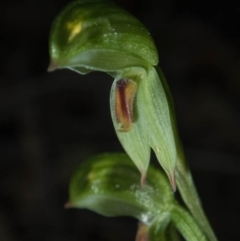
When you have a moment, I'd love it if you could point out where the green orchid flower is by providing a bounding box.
[66,153,208,241]
[48,0,177,190]
[48,1,219,241]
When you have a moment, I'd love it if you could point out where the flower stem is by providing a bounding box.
[171,203,208,241]
[175,150,217,241]
[156,66,218,241]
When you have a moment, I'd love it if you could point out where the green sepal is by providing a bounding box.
[113,67,177,190]
[136,67,177,190]
[49,0,158,72]
[68,153,174,224]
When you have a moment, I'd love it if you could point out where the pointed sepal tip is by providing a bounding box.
[140,172,147,187]
[47,61,58,72]
[167,171,177,192]
[64,201,72,209]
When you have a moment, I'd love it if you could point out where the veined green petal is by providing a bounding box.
[49,0,158,72]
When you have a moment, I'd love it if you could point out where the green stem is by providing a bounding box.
[156,66,217,241]
[166,224,181,241]
[148,213,171,241]
[171,204,208,241]
[175,151,217,241]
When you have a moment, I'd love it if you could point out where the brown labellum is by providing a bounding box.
[115,79,137,132]
[135,222,149,241]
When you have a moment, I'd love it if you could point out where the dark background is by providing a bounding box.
[1,0,240,240]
